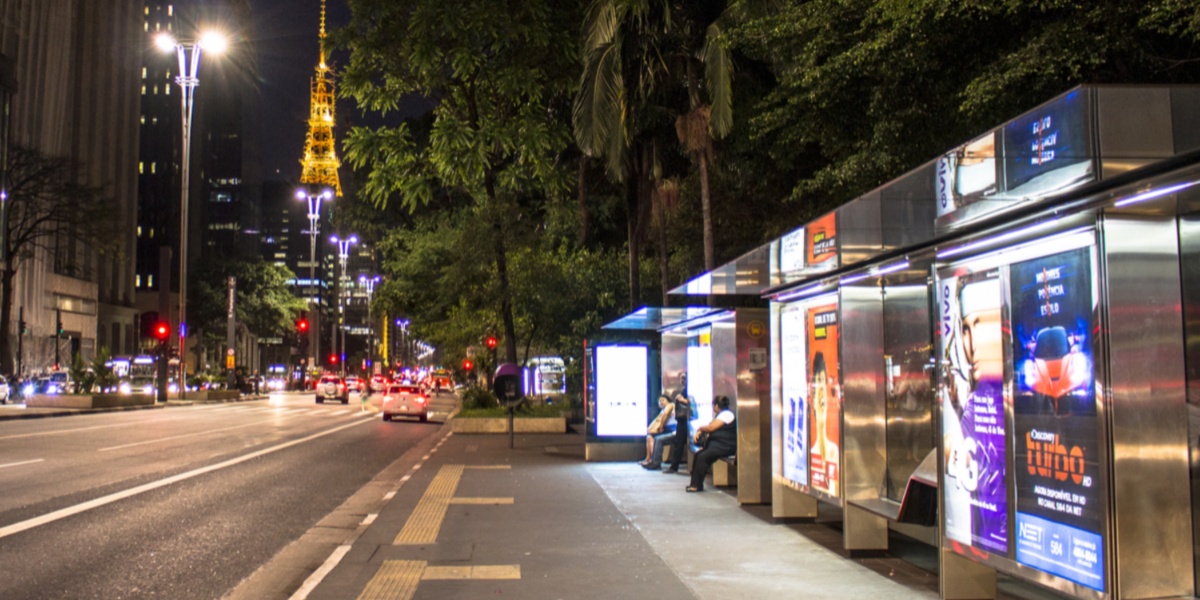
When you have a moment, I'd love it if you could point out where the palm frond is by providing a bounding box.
[582,0,621,52]
[704,22,733,139]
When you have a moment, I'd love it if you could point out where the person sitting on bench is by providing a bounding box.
[687,395,736,492]
[641,394,676,469]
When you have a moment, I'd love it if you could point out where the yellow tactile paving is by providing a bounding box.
[465,465,512,470]
[394,464,464,545]
[447,497,514,505]
[358,560,426,600]
[422,565,521,580]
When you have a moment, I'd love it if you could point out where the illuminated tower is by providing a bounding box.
[298,0,342,196]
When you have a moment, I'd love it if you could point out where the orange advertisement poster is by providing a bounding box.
[807,301,841,497]
[807,212,837,266]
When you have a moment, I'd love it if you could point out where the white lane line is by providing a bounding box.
[289,544,352,600]
[383,491,396,501]
[0,418,371,540]
[0,459,44,470]
[98,413,305,452]
[361,513,378,526]
[0,410,225,441]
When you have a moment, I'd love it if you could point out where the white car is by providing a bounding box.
[0,376,9,403]
[381,385,428,422]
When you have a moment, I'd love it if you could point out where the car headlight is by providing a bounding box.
[22,384,33,396]
[119,382,132,395]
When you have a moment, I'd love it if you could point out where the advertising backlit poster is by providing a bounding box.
[779,303,808,486]
[687,327,714,429]
[936,133,998,218]
[778,227,806,275]
[1002,90,1093,199]
[940,270,1008,554]
[595,346,648,437]
[1010,247,1105,591]
[807,213,837,269]
[807,301,841,497]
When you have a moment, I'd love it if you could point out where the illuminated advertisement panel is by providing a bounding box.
[807,213,838,269]
[1001,90,1093,199]
[687,327,714,428]
[939,269,1008,554]
[778,227,806,274]
[1010,248,1105,591]
[807,301,841,497]
[779,303,808,486]
[936,133,998,218]
[595,346,649,437]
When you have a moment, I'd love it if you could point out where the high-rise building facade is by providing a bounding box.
[0,0,142,373]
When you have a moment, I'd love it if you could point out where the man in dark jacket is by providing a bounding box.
[663,372,690,473]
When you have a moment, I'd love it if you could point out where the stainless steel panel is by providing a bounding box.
[711,319,738,405]
[1177,210,1200,591]
[841,284,886,503]
[882,280,935,502]
[881,163,937,249]
[1171,88,1200,154]
[837,194,882,267]
[736,309,771,504]
[1097,87,1174,180]
[1103,214,1193,599]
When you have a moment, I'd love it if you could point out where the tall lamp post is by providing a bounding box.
[359,274,380,373]
[330,233,357,376]
[156,30,226,398]
[395,318,409,369]
[297,188,333,368]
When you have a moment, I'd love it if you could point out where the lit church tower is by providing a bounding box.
[299,0,342,196]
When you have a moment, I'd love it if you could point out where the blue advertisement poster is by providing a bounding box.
[1010,247,1105,591]
[779,304,808,486]
[1002,90,1093,198]
[940,270,1008,555]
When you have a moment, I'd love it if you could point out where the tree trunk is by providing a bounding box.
[484,170,518,365]
[700,150,713,273]
[656,190,670,307]
[577,156,590,247]
[626,170,640,311]
[0,266,14,375]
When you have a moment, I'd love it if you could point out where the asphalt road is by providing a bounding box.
[0,390,457,600]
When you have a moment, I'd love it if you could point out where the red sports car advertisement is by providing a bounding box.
[807,302,841,497]
[1010,246,1105,591]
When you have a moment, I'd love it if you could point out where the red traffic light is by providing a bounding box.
[296,317,309,333]
[485,336,497,350]
[329,353,338,365]
[462,359,474,371]
[153,322,170,341]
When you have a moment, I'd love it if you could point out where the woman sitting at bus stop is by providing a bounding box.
[687,395,737,492]
[640,394,676,469]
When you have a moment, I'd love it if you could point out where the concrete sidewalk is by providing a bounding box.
[299,429,955,600]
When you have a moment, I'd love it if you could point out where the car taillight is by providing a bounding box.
[416,396,426,405]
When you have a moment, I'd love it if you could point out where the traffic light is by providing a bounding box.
[153,322,171,342]
[55,309,63,336]
[296,314,310,334]
[485,335,497,350]
[462,359,474,371]
[328,353,338,365]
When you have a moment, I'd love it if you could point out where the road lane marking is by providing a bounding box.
[290,544,352,600]
[98,413,305,451]
[0,417,372,540]
[0,458,44,470]
[448,497,513,505]
[361,513,378,526]
[383,491,396,500]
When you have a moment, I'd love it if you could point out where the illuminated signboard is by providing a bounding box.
[686,327,714,427]
[1001,90,1093,200]
[1010,247,1104,591]
[807,213,838,269]
[778,227,806,274]
[595,345,649,437]
[936,133,998,218]
[779,303,808,486]
[807,301,841,497]
[939,268,1008,554]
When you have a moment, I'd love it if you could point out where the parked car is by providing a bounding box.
[381,384,428,422]
[316,374,349,404]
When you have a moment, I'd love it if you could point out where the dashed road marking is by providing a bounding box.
[0,458,44,469]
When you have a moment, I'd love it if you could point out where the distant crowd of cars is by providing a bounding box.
[308,372,455,423]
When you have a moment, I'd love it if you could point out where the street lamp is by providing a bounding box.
[359,274,380,372]
[156,30,226,398]
[330,233,357,376]
[395,318,409,369]
[297,188,333,367]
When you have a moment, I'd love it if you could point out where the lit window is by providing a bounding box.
[148,274,154,287]
[168,5,173,16]
[141,67,146,79]
[141,85,146,95]
[149,228,154,239]
[136,274,141,287]
[274,253,287,259]
[143,22,148,32]
[137,226,142,237]
[144,6,149,14]
[153,85,158,95]
[165,85,170,96]
[139,162,144,174]
[140,115,145,125]
[151,162,156,174]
